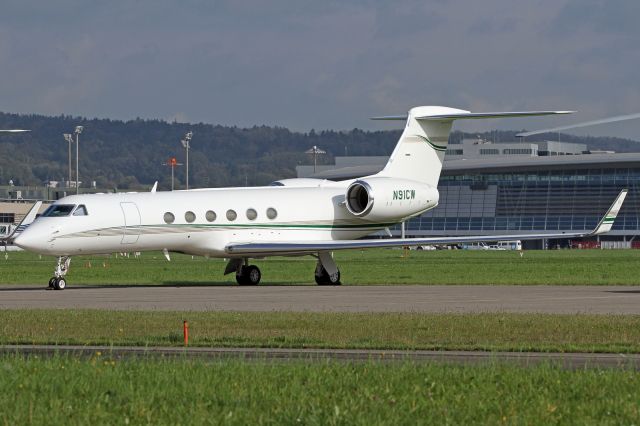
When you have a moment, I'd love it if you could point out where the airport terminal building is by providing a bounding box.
[299,139,640,248]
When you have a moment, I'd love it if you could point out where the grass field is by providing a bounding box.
[1,356,639,424]
[3,310,640,353]
[2,248,640,285]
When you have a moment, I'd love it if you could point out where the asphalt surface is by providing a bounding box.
[1,344,638,369]
[1,284,640,313]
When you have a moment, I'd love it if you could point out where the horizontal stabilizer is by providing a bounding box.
[372,110,573,122]
[417,111,573,120]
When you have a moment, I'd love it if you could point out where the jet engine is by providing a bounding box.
[344,177,439,221]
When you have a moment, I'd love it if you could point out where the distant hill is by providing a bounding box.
[0,112,638,189]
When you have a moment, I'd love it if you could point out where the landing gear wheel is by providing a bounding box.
[236,265,261,286]
[48,277,57,289]
[315,266,341,286]
[53,277,66,290]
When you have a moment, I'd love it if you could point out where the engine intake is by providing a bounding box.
[346,181,373,216]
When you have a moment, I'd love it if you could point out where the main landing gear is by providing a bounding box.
[49,256,71,290]
[314,251,341,285]
[224,251,341,286]
[225,258,262,285]
[236,264,262,286]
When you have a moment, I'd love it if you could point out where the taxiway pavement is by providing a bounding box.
[1,344,639,368]
[1,284,639,313]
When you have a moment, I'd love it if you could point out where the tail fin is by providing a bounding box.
[373,106,572,186]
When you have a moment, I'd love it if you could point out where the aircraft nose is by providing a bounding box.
[14,229,45,252]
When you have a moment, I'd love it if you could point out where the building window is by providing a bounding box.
[266,207,277,220]
[163,212,175,224]
[205,210,217,222]
[0,213,15,223]
[503,148,533,155]
[226,209,237,221]
[185,211,196,223]
[479,149,499,155]
[446,149,463,155]
[246,208,257,220]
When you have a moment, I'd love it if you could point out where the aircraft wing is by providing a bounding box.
[226,190,627,255]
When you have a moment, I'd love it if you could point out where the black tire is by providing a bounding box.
[235,273,248,285]
[53,278,66,290]
[48,277,57,288]
[315,266,341,286]
[236,265,261,285]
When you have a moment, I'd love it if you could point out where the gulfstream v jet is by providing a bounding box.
[15,106,627,289]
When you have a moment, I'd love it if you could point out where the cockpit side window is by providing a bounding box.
[73,205,88,216]
[43,204,76,217]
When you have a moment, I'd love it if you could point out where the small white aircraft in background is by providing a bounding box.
[15,106,627,289]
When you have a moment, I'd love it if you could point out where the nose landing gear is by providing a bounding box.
[49,256,71,290]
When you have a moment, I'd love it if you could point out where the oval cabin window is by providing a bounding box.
[185,211,196,223]
[226,209,237,221]
[266,207,277,220]
[164,212,175,224]
[206,210,217,222]
[246,208,257,220]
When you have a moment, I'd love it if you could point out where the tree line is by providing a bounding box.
[0,111,637,190]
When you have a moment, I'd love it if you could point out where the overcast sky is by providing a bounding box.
[1,0,639,138]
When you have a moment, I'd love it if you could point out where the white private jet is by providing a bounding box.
[15,106,627,290]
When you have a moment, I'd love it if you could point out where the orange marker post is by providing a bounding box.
[183,320,189,346]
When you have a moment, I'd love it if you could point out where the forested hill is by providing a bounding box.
[0,111,638,190]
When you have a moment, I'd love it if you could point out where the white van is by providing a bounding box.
[496,240,522,251]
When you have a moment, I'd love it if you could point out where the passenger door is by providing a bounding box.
[120,202,141,244]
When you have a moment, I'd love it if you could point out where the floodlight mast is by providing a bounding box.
[63,133,74,188]
[74,126,83,194]
[305,145,326,173]
[181,131,193,190]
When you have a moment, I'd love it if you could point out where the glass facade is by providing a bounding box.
[408,167,640,235]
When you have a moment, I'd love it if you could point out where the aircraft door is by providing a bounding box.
[120,202,141,244]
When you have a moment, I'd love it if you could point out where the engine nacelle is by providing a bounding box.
[345,177,439,221]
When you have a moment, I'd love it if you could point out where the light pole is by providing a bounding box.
[63,133,74,188]
[162,157,183,191]
[74,126,83,194]
[305,145,326,174]
[180,131,193,190]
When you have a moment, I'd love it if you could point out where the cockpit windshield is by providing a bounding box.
[42,204,76,217]
[73,205,88,216]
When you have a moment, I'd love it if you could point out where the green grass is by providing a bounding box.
[3,248,640,285]
[1,356,639,424]
[3,310,640,353]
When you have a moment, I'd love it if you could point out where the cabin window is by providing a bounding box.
[163,212,175,224]
[185,211,196,223]
[226,209,237,221]
[43,204,75,217]
[73,205,88,216]
[266,207,277,220]
[205,210,217,222]
[246,208,257,220]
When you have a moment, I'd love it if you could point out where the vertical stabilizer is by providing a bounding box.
[372,106,572,187]
[375,106,466,186]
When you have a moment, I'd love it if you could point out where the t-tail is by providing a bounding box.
[372,106,573,187]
